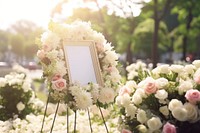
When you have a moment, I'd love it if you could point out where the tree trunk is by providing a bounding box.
[182,7,193,61]
[152,0,159,68]
[126,43,133,65]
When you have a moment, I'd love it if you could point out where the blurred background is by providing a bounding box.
[0,0,200,74]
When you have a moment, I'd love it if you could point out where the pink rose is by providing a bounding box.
[194,76,200,84]
[144,78,157,94]
[119,86,131,96]
[163,122,176,133]
[52,74,62,81]
[37,50,45,59]
[51,78,66,91]
[121,129,132,133]
[185,89,200,104]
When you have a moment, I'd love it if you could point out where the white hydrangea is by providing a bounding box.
[192,60,200,68]
[41,31,60,50]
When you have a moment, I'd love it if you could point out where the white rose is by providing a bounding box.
[125,80,137,89]
[22,80,32,92]
[172,106,188,121]
[168,99,183,111]
[147,117,162,131]
[137,124,148,133]
[137,109,147,123]
[16,102,25,111]
[184,64,195,75]
[125,104,137,119]
[192,60,200,68]
[115,96,122,106]
[121,93,131,107]
[170,65,184,73]
[184,102,198,122]
[127,71,138,80]
[159,105,169,116]
[156,78,168,89]
[132,94,143,105]
[126,64,136,72]
[135,88,147,98]
[158,64,170,74]
[155,89,168,100]
[178,80,193,95]
[0,78,7,87]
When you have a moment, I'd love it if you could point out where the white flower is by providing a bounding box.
[52,61,67,76]
[134,88,147,98]
[0,78,7,87]
[192,60,200,68]
[16,102,25,111]
[90,84,100,102]
[156,78,168,89]
[121,93,131,107]
[137,124,148,133]
[184,64,195,75]
[159,105,169,116]
[155,89,168,100]
[41,31,60,51]
[172,106,188,121]
[170,64,184,73]
[132,94,143,105]
[22,79,32,92]
[168,99,183,111]
[125,81,137,89]
[137,109,147,124]
[184,102,198,122]
[103,50,118,64]
[98,88,116,104]
[69,85,82,96]
[75,91,93,110]
[158,64,170,74]
[178,80,193,95]
[127,71,138,80]
[147,117,162,131]
[110,72,121,83]
[125,104,137,119]
[46,49,59,60]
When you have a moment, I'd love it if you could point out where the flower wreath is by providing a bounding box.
[37,21,121,110]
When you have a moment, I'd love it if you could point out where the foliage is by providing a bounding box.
[0,72,43,121]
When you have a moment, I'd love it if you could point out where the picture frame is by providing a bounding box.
[62,41,104,86]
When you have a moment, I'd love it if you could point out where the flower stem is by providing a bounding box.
[98,106,109,133]
[40,91,50,133]
[74,110,77,133]
[50,101,60,133]
[87,108,93,133]
[67,106,69,133]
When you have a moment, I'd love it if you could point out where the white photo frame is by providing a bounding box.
[63,41,104,86]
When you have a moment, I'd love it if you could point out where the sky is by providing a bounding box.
[0,0,151,30]
[0,0,60,30]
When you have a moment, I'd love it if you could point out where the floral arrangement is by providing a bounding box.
[37,20,121,110]
[117,60,200,133]
[0,110,119,133]
[0,72,43,121]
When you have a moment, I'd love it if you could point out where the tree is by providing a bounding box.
[172,0,200,61]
